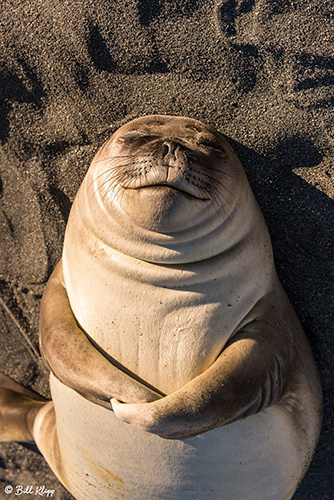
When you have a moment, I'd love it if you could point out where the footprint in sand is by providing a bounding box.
[215,0,334,107]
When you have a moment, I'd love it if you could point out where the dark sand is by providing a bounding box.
[0,1,333,498]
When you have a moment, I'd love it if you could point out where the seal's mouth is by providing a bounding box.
[124,183,210,201]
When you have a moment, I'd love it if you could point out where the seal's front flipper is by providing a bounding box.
[111,324,290,439]
[40,260,162,407]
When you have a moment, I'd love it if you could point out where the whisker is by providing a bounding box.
[186,160,235,210]
[188,159,236,200]
[93,165,144,200]
[89,159,138,190]
[91,167,118,185]
[94,154,136,164]
[92,173,116,196]
[201,170,234,197]
[187,152,238,179]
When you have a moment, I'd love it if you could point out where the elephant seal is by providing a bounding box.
[0,115,322,500]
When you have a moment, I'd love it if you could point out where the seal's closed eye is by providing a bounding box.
[119,131,162,146]
[120,131,147,139]
[197,138,225,153]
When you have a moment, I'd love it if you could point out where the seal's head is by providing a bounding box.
[91,115,243,232]
[78,115,258,263]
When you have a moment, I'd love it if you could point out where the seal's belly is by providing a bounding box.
[51,374,302,500]
[63,242,248,394]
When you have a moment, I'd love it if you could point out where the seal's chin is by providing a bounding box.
[119,183,210,232]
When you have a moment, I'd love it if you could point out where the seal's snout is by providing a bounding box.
[92,116,240,206]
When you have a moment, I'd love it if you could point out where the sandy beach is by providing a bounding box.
[0,1,333,498]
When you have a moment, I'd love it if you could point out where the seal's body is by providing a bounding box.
[38,115,321,500]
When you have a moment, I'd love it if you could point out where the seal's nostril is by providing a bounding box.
[162,141,177,160]
[162,145,169,158]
